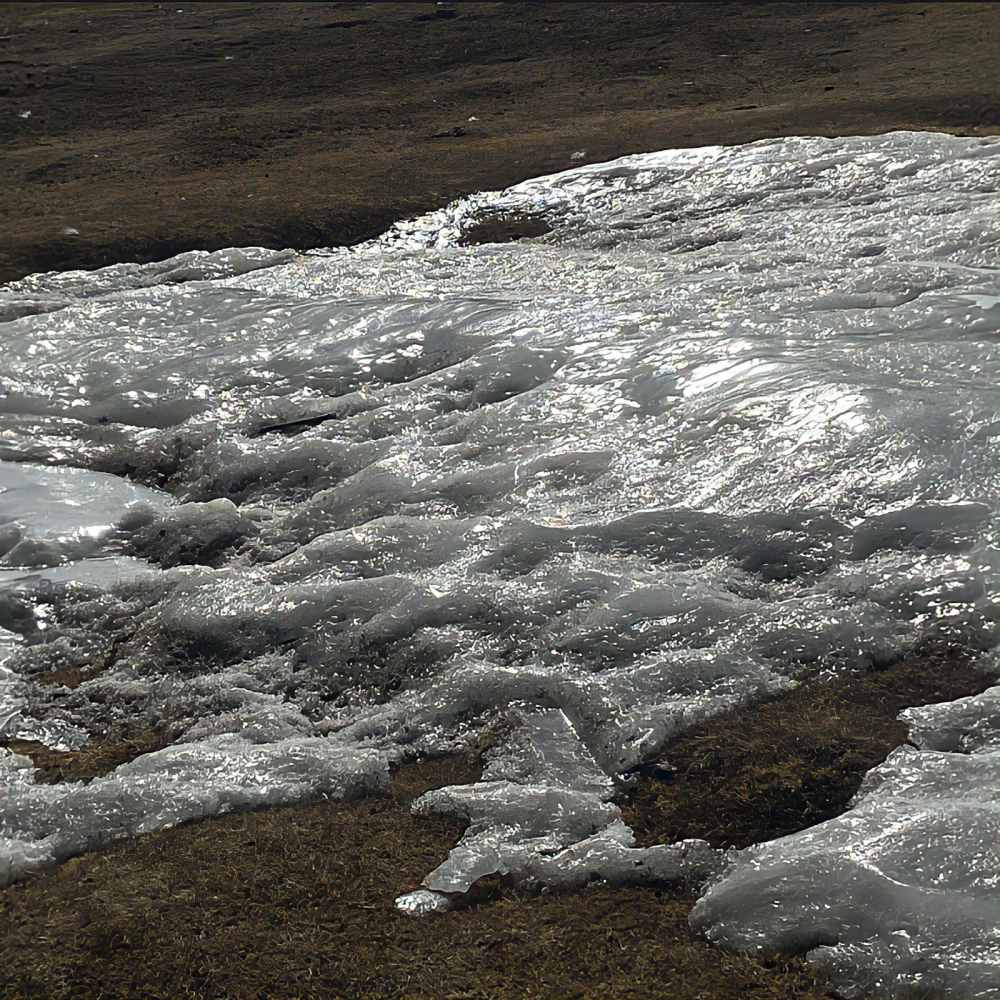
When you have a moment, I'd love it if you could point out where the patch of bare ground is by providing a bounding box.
[0,632,993,999]
[0,2,997,283]
[2,727,172,785]
[620,629,996,849]
[0,756,834,1000]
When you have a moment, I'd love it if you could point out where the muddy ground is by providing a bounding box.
[0,2,997,282]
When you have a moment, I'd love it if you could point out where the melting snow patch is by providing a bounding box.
[690,686,1000,1000]
[0,132,996,993]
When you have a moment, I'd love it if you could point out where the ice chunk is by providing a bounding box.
[0,748,35,787]
[0,461,168,594]
[900,686,1000,753]
[1,247,296,300]
[523,830,721,893]
[690,689,1000,1000]
[395,889,454,915]
[0,736,389,888]
[121,497,256,567]
[408,708,721,897]
[0,461,169,545]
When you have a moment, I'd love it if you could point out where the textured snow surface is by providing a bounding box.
[691,671,1000,1000]
[0,460,168,579]
[0,132,997,994]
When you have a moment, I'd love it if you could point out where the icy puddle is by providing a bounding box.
[0,132,997,998]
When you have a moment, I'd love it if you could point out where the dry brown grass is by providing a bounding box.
[621,635,995,849]
[0,758,834,1000]
[4,728,172,785]
[1,636,993,999]
[1,2,997,283]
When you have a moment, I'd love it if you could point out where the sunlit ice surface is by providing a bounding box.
[0,131,997,997]
[692,669,1000,1000]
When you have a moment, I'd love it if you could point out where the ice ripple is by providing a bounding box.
[0,131,996,997]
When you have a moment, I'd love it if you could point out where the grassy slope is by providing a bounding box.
[0,2,997,282]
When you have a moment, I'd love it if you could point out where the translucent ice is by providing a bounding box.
[0,460,169,570]
[0,134,996,988]
[901,684,1000,753]
[0,737,388,886]
[407,708,720,900]
[690,685,1000,999]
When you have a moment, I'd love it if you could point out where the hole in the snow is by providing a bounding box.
[458,209,554,246]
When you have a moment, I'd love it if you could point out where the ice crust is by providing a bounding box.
[407,708,720,900]
[0,460,169,571]
[0,132,997,994]
[690,680,1000,999]
[0,738,387,886]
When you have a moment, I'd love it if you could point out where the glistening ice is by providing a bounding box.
[0,131,996,998]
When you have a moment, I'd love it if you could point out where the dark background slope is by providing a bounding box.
[0,1,997,282]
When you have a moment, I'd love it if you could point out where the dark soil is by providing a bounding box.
[0,758,833,1000]
[1,635,993,1000]
[1,2,997,283]
[620,630,996,849]
[3,728,172,785]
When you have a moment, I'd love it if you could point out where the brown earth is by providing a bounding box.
[619,628,996,850]
[0,1,998,284]
[3,727,172,785]
[0,4,997,998]
[0,756,834,1000]
[1,633,993,1000]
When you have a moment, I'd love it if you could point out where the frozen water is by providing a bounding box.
[690,680,1000,1000]
[395,888,454,915]
[0,460,169,746]
[0,460,169,569]
[0,738,387,886]
[0,132,997,993]
[409,708,720,898]
[901,681,1000,753]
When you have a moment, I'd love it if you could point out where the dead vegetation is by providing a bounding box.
[621,633,995,849]
[1,2,997,283]
[0,757,834,1000]
[3,728,172,785]
[0,634,993,999]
